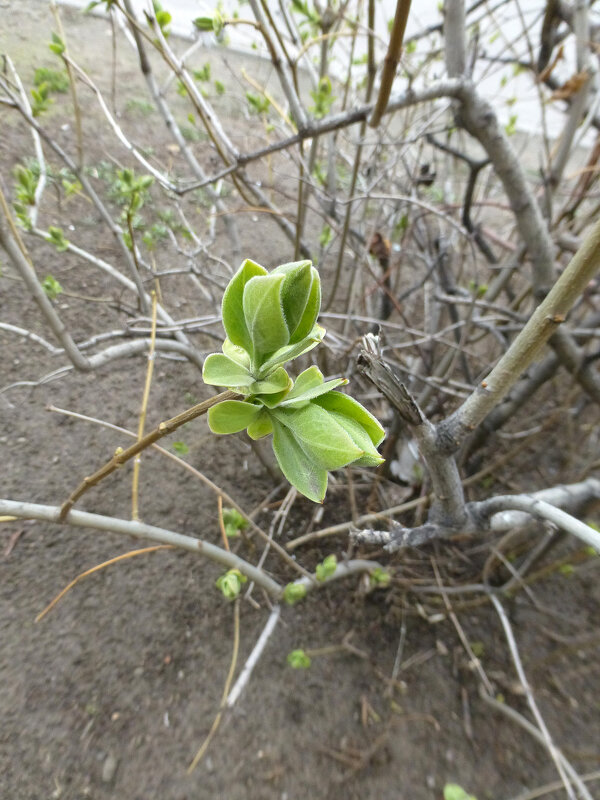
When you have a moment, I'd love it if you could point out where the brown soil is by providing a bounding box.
[1,3,600,799]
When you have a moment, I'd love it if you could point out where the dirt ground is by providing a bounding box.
[1,3,600,799]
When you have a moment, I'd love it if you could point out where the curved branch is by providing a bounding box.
[0,499,282,597]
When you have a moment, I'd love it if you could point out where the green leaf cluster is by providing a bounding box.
[283,582,307,605]
[41,274,63,300]
[443,784,477,800]
[193,11,224,36]
[113,168,154,212]
[215,568,247,600]
[46,226,69,252]
[202,259,385,502]
[222,508,249,538]
[13,165,38,228]
[151,1,172,37]
[49,33,65,56]
[31,82,53,117]
[315,554,337,581]
[34,67,69,93]
[245,91,270,116]
[309,77,334,119]
[287,649,312,669]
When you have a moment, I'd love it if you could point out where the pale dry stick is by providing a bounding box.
[58,391,239,521]
[131,292,158,520]
[0,366,72,400]
[35,545,173,622]
[476,494,600,552]
[0,500,283,597]
[344,193,471,239]
[506,770,600,800]
[187,599,240,773]
[129,3,311,255]
[286,495,429,550]
[547,2,592,203]
[368,0,412,128]
[247,0,307,130]
[325,0,376,313]
[359,347,468,531]
[63,57,179,192]
[179,79,465,193]
[47,404,312,579]
[0,187,91,372]
[30,226,141,296]
[0,322,62,355]
[4,57,46,227]
[145,11,239,164]
[481,690,593,800]
[50,1,84,168]
[431,558,494,695]
[444,1,600,402]
[245,485,297,601]
[226,604,281,708]
[116,1,241,261]
[489,593,591,800]
[0,75,149,313]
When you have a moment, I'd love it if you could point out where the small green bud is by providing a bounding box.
[283,582,307,605]
[369,567,391,588]
[315,554,337,582]
[287,649,311,669]
[215,568,247,600]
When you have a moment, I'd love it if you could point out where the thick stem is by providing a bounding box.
[368,0,412,128]
[439,214,600,449]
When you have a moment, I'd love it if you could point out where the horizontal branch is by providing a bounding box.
[0,499,283,597]
[355,478,600,552]
[180,79,465,192]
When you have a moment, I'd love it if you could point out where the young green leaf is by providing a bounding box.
[255,324,324,377]
[280,366,348,408]
[222,338,251,369]
[251,366,292,396]
[221,508,249,537]
[46,226,69,252]
[246,408,273,440]
[271,260,313,339]
[41,275,63,300]
[208,400,261,434]
[243,273,289,359]
[313,391,385,447]
[202,353,254,388]
[222,258,267,354]
[327,411,384,467]
[443,784,477,800]
[272,404,363,471]
[271,418,328,503]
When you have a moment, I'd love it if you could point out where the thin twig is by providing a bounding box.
[132,291,158,520]
[59,391,239,520]
[187,599,240,773]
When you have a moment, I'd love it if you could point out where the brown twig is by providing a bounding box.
[368,0,412,128]
[58,391,239,520]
